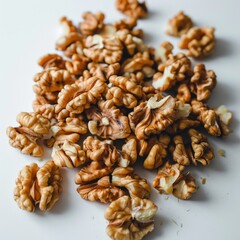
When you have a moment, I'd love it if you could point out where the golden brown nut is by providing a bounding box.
[75,161,114,185]
[36,160,62,211]
[190,64,217,101]
[191,100,224,136]
[153,162,197,200]
[79,11,105,36]
[38,54,66,69]
[143,134,170,170]
[14,161,62,212]
[115,0,148,19]
[83,34,123,64]
[176,83,192,103]
[179,27,215,58]
[52,140,86,168]
[188,128,215,165]
[14,163,39,212]
[83,136,120,167]
[59,16,78,35]
[112,167,150,199]
[129,95,190,139]
[105,196,157,240]
[7,112,51,157]
[114,17,137,31]
[57,76,107,116]
[46,116,87,147]
[166,11,193,37]
[86,100,131,140]
[121,51,154,77]
[155,41,174,63]
[65,54,89,75]
[77,176,126,203]
[116,29,136,55]
[153,53,192,91]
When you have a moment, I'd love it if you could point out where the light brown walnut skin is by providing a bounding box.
[105,196,157,240]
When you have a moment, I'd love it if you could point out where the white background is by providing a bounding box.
[0,0,240,239]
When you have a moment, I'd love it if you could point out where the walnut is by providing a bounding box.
[105,196,157,240]
[52,140,86,168]
[143,134,171,170]
[165,11,193,37]
[77,176,126,203]
[155,41,173,63]
[129,95,190,139]
[115,0,148,19]
[176,83,192,103]
[190,64,217,101]
[116,29,136,55]
[75,161,114,185]
[38,54,66,69]
[46,116,87,147]
[79,12,105,36]
[191,100,224,136]
[114,17,137,31]
[152,53,192,91]
[14,161,62,212]
[153,162,196,200]
[14,163,39,212]
[121,51,154,77]
[57,76,107,116]
[99,24,117,38]
[65,54,89,75]
[56,32,84,57]
[59,16,78,35]
[215,105,233,136]
[83,136,120,167]
[179,27,215,58]
[32,96,56,120]
[112,167,150,199]
[33,68,75,103]
[7,112,50,157]
[86,100,131,140]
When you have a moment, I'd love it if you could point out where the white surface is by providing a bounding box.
[0,0,240,239]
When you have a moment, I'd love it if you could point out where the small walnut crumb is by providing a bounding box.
[116,0,148,19]
[166,11,193,37]
[179,27,215,58]
[105,196,157,240]
[218,149,225,157]
[201,177,206,185]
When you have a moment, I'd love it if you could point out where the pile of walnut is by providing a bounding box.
[7,1,233,239]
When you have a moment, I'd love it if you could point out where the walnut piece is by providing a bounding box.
[59,16,78,35]
[14,161,62,212]
[152,53,192,91]
[153,162,197,200]
[129,95,190,139]
[179,27,215,58]
[7,112,50,157]
[115,0,148,19]
[190,64,217,101]
[38,53,66,70]
[52,140,86,168]
[77,176,126,203]
[155,41,173,63]
[166,11,193,37]
[105,196,157,240]
[86,100,131,140]
[79,12,105,36]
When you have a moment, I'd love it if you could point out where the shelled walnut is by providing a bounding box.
[166,11,193,37]
[7,112,50,157]
[153,162,197,200]
[179,27,215,58]
[14,161,62,212]
[105,195,157,240]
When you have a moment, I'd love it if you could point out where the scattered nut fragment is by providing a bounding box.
[116,0,148,19]
[218,149,225,157]
[14,161,62,212]
[7,112,50,157]
[52,140,86,168]
[59,16,78,35]
[153,162,197,200]
[105,195,157,240]
[79,12,105,36]
[201,177,206,184]
[152,53,192,91]
[155,41,174,63]
[86,100,131,140]
[166,11,193,37]
[179,27,215,58]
